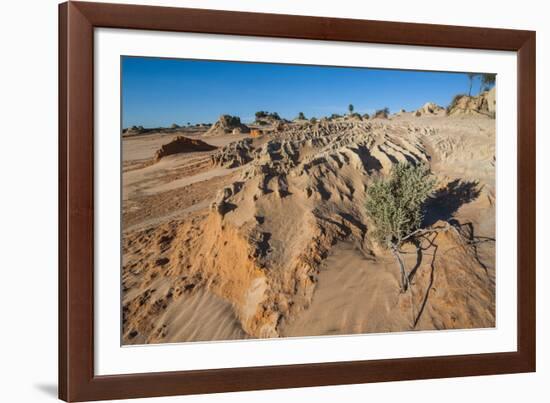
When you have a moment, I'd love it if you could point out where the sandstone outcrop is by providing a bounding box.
[447,87,496,117]
[154,136,217,161]
[205,115,250,136]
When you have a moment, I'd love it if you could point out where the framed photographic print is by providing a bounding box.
[59,1,536,401]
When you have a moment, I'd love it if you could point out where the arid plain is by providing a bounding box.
[122,90,496,344]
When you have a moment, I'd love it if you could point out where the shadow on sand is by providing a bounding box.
[422,179,481,227]
[404,179,493,327]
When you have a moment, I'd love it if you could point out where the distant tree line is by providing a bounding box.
[255,111,281,120]
[162,102,400,131]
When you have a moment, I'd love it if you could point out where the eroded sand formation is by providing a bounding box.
[447,89,496,116]
[122,110,496,344]
[154,136,217,161]
[205,115,251,136]
[415,102,445,116]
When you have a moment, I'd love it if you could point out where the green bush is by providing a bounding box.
[220,115,242,126]
[366,163,435,248]
[255,111,268,119]
[366,163,435,292]
[255,111,281,121]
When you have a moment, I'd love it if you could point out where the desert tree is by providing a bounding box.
[297,112,306,120]
[480,73,496,92]
[255,111,268,119]
[366,163,435,292]
[310,117,317,124]
[348,104,354,114]
[374,107,390,119]
[466,73,481,96]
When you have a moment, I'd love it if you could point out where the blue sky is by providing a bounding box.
[122,56,488,128]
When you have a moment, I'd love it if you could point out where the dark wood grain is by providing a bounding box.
[516,32,536,368]
[75,1,532,50]
[58,4,68,401]
[59,1,536,401]
[59,2,95,400]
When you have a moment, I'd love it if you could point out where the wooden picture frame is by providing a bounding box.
[59,1,536,401]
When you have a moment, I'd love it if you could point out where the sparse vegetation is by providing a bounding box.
[255,111,268,119]
[221,115,242,127]
[467,73,477,96]
[464,72,495,95]
[366,163,435,292]
[310,117,317,124]
[128,125,145,132]
[374,107,390,119]
[170,123,180,129]
[446,94,466,114]
[329,113,342,120]
[469,72,496,94]
[297,112,306,120]
[255,111,281,121]
[348,104,354,114]
[480,73,496,92]
[362,113,370,120]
